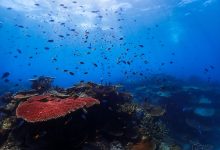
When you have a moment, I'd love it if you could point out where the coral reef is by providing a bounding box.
[0,76,183,150]
[29,76,54,93]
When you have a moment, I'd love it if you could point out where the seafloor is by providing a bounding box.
[0,75,219,150]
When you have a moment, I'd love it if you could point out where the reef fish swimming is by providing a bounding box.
[1,72,10,79]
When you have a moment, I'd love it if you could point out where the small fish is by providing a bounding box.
[82,108,88,114]
[81,114,87,120]
[52,57,57,62]
[17,49,22,54]
[80,62,84,64]
[139,45,144,48]
[0,22,3,28]
[34,134,40,140]
[91,10,99,13]
[1,72,10,79]
[69,72,74,75]
[33,131,47,140]
[93,63,98,67]
[44,47,50,50]
[64,117,72,125]
[48,40,54,42]
[64,70,68,72]
[17,25,24,28]
[144,60,148,64]
[210,65,214,69]
[4,79,9,83]
[84,72,88,74]
[119,37,123,40]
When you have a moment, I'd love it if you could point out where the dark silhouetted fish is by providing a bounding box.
[1,72,10,79]
[17,25,24,28]
[48,40,54,42]
[139,45,144,48]
[91,10,99,13]
[4,79,9,83]
[44,47,50,50]
[93,63,98,67]
[17,49,22,54]
[210,65,214,69]
[69,72,74,75]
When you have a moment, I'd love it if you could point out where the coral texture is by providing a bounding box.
[16,95,100,123]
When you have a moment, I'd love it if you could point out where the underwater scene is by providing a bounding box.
[0,0,220,149]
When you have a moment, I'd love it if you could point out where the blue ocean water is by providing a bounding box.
[0,0,220,149]
[0,0,220,89]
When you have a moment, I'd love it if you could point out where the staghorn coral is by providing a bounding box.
[118,103,167,141]
[148,106,166,117]
[118,102,165,117]
[29,76,54,92]
[118,103,140,115]
[118,102,168,142]
[139,114,168,142]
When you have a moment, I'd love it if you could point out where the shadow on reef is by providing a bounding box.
[0,76,171,150]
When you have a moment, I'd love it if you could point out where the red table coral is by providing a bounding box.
[16,95,100,123]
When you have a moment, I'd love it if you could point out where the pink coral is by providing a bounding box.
[16,95,100,123]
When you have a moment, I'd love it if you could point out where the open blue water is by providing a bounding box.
[0,0,220,149]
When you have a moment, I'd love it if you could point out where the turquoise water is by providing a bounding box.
[0,0,220,149]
